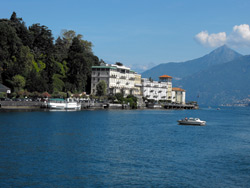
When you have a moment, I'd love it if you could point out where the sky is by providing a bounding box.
[1,0,250,73]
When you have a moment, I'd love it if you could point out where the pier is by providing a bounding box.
[164,103,198,109]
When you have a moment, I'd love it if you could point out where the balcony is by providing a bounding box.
[135,84,142,87]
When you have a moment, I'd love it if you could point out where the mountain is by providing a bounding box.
[176,55,250,105]
[141,45,243,81]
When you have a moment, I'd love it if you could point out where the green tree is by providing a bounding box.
[125,95,138,109]
[29,23,54,57]
[12,75,26,92]
[17,46,34,77]
[66,37,89,92]
[61,29,93,53]
[0,21,22,88]
[96,80,107,96]
[10,12,32,47]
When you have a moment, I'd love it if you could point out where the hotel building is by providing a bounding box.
[91,63,141,96]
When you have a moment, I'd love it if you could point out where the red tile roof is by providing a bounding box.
[159,75,172,78]
[172,87,185,92]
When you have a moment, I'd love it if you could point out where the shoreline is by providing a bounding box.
[0,101,197,111]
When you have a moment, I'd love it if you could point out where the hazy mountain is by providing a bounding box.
[141,45,242,81]
[176,55,250,106]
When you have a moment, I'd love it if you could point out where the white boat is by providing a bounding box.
[177,117,206,126]
[47,98,81,110]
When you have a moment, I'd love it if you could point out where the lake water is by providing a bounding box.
[0,107,250,187]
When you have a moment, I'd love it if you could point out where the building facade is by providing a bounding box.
[172,87,186,104]
[91,63,186,104]
[141,75,172,101]
[158,75,172,102]
[91,63,141,96]
[141,78,167,101]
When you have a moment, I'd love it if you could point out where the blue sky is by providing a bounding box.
[1,0,250,72]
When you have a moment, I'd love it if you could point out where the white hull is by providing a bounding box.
[178,118,206,126]
[47,99,81,110]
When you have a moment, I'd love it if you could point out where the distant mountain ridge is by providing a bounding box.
[176,55,250,105]
[141,45,250,105]
[141,45,242,81]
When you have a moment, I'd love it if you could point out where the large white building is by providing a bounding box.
[141,75,173,101]
[91,63,141,96]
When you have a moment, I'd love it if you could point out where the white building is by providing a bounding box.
[141,75,172,101]
[172,87,186,104]
[91,63,141,96]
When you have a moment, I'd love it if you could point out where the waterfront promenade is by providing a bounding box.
[0,100,197,110]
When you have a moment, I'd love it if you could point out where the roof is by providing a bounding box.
[49,98,65,101]
[92,66,117,69]
[159,75,172,78]
[172,87,185,92]
[0,83,10,92]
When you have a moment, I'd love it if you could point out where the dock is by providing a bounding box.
[164,103,198,109]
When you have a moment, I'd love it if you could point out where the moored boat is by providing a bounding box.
[47,98,81,110]
[177,117,206,126]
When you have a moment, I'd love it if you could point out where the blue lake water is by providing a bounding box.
[0,107,250,187]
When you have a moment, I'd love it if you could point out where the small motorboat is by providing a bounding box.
[177,117,206,126]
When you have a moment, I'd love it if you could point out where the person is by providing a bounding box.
[185,117,188,121]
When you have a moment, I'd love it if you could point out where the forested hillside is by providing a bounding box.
[0,12,101,96]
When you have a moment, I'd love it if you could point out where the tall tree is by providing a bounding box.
[61,29,93,53]
[96,80,107,96]
[66,37,88,92]
[0,21,22,88]
[10,12,32,47]
[29,23,54,57]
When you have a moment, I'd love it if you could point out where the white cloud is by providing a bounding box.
[195,24,250,48]
[195,31,227,47]
[228,24,250,47]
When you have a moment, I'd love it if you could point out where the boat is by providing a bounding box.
[177,117,206,126]
[46,98,81,110]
